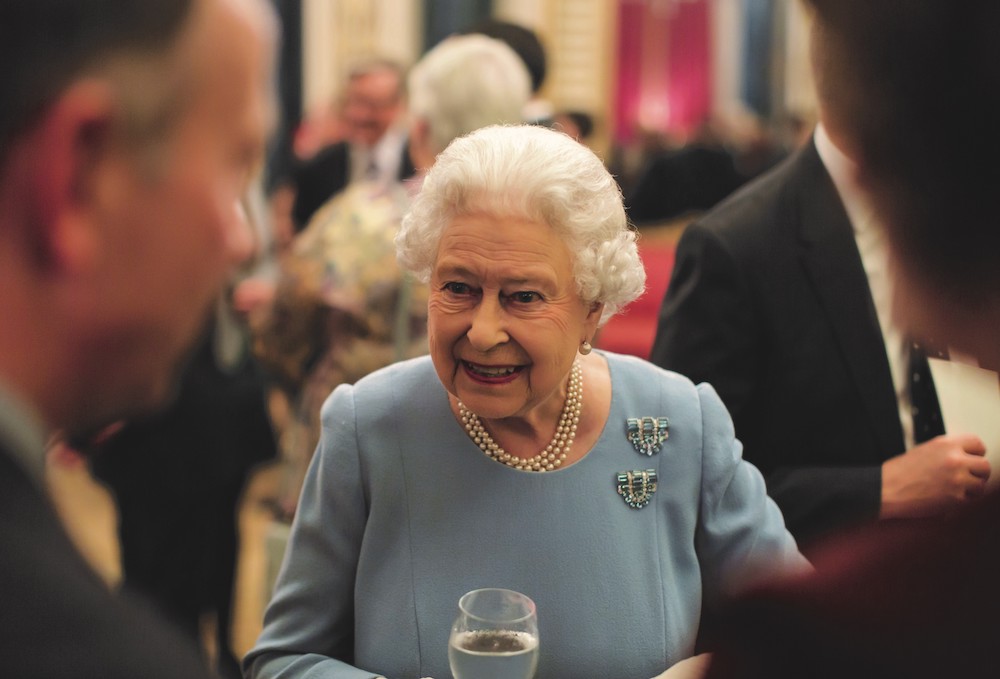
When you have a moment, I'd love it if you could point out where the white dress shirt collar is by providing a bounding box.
[814,123,875,235]
[815,124,916,448]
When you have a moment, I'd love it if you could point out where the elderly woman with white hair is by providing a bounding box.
[245,125,806,679]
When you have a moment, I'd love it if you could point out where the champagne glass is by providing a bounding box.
[448,588,539,679]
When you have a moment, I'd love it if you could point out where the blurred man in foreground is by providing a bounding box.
[703,2,1000,676]
[0,0,276,675]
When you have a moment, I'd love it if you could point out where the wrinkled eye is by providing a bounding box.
[443,281,474,296]
[508,291,542,304]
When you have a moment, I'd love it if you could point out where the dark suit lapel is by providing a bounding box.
[795,142,906,456]
[0,444,113,589]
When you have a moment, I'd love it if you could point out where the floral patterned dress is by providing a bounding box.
[253,178,428,512]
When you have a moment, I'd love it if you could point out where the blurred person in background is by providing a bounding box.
[251,34,532,518]
[289,58,414,231]
[463,18,552,126]
[553,110,595,143]
[0,0,277,675]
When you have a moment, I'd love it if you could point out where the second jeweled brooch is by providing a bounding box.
[616,469,658,509]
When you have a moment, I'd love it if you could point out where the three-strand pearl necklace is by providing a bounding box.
[458,361,583,472]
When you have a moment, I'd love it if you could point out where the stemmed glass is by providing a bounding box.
[448,588,539,679]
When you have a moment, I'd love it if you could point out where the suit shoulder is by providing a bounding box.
[301,140,350,166]
[689,144,818,244]
[293,141,350,183]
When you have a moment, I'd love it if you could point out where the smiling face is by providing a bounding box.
[428,213,602,423]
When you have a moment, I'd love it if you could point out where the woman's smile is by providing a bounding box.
[462,360,524,384]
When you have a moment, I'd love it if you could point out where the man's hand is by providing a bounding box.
[881,433,990,518]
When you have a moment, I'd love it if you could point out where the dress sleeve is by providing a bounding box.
[243,384,381,679]
[693,383,810,607]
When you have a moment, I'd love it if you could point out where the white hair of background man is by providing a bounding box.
[407,33,532,156]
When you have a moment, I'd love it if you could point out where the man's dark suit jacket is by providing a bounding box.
[0,447,214,678]
[650,139,906,551]
[290,139,415,230]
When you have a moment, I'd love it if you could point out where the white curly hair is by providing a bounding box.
[396,124,645,325]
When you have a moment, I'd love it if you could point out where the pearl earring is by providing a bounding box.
[580,340,593,355]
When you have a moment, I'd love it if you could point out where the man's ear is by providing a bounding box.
[20,80,118,274]
[407,117,434,171]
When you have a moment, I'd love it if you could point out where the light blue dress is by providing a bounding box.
[245,352,805,679]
